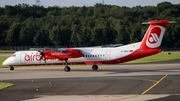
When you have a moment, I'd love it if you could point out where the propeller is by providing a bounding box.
[38,50,46,64]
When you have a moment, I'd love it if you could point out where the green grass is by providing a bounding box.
[0,50,16,53]
[0,56,9,68]
[0,82,14,90]
[125,52,180,64]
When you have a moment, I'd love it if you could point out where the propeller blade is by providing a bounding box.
[38,50,46,64]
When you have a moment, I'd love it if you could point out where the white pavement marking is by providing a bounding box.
[22,95,170,101]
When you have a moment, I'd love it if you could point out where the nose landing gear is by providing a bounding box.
[10,66,14,70]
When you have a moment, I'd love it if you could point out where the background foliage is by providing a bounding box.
[0,1,180,48]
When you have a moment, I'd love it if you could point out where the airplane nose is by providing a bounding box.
[2,59,9,66]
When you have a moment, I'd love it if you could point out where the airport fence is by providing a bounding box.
[161,47,180,52]
[0,46,45,50]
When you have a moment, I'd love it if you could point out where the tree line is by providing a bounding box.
[0,1,180,48]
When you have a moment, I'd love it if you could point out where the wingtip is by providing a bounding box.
[168,21,177,23]
[142,22,148,24]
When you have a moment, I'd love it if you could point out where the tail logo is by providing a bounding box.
[146,26,165,48]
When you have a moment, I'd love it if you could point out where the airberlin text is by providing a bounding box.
[51,52,71,56]
[24,52,56,62]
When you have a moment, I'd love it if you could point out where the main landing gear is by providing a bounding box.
[92,64,98,71]
[64,65,71,72]
[10,66,14,70]
[63,58,99,72]
[64,59,71,72]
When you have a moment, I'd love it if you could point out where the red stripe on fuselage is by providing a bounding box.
[111,48,161,63]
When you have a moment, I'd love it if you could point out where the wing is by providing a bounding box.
[39,48,84,60]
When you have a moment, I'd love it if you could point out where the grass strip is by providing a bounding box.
[0,82,14,90]
[0,56,9,68]
[0,50,16,53]
[125,52,180,63]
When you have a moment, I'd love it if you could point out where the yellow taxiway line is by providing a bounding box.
[141,74,168,95]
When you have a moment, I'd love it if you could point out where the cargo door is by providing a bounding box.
[105,51,111,61]
[20,53,26,64]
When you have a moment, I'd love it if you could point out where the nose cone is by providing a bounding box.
[2,58,9,66]
[2,56,20,66]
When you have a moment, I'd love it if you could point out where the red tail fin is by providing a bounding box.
[139,20,169,49]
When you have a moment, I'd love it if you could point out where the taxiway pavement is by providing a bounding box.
[0,61,180,101]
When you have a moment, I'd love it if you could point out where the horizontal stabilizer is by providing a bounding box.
[142,20,176,24]
[168,21,177,23]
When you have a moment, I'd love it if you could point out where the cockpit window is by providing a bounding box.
[11,54,16,57]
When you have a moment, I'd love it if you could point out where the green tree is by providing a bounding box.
[115,21,129,44]
[0,2,180,48]
[33,27,50,46]
[70,24,82,47]
[4,5,17,16]
[19,20,36,46]
[91,27,104,45]
[5,22,21,45]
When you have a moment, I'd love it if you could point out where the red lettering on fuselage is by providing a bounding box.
[24,52,57,62]
[24,52,40,61]
[50,52,71,56]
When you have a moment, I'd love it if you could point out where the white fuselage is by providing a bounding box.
[3,42,141,66]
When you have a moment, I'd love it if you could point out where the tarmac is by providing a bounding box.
[0,60,180,101]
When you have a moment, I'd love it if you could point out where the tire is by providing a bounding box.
[10,66,14,70]
[64,66,71,72]
[92,65,98,70]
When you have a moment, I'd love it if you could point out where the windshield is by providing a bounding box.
[11,54,16,57]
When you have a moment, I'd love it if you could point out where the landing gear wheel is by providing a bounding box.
[10,66,14,71]
[92,65,98,70]
[64,66,71,72]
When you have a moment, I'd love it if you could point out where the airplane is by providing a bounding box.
[2,20,174,72]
